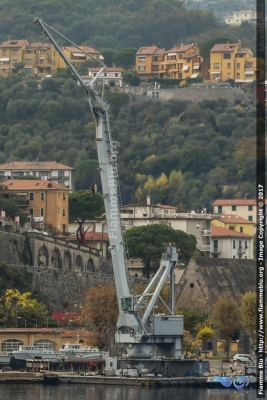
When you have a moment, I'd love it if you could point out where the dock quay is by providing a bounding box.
[0,370,207,387]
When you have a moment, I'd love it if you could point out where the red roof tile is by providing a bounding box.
[166,45,198,53]
[0,40,28,48]
[212,225,252,238]
[2,179,69,191]
[213,199,266,206]
[69,231,109,241]
[213,214,253,224]
[153,204,176,209]
[0,161,73,170]
[210,44,237,52]
[136,46,165,55]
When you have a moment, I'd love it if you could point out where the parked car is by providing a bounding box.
[233,354,252,363]
[42,231,49,235]
[28,229,40,233]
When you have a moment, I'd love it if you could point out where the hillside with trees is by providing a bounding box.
[0,0,259,54]
[0,73,258,212]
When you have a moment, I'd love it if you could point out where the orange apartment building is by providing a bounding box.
[0,38,60,78]
[209,40,264,83]
[2,179,69,234]
[58,46,103,68]
[135,44,203,81]
[0,39,103,78]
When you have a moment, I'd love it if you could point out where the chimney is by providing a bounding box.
[237,39,241,50]
[146,196,151,205]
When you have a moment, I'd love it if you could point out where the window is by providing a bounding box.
[152,91,159,99]
[63,193,66,201]
[24,68,32,74]
[3,49,6,54]
[237,63,240,69]
[138,66,145,71]
[233,255,235,258]
[115,73,118,77]
[245,241,248,249]
[248,205,253,211]
[227,73,231,79]
[213,240,218,252]
[12,60,18,64]
[178,72,182,79]
[233,240,236,249]
[214,63,220,69]
[138,56,146,62]
[229,226,234,231]
[40,208,44,217]
[1,339,23,352]
[227,63,231,69]
[236,73,240,78]
[12,49,19,54]
[179,54,183,59]
[248,216,253,221]
[240,227,243,233]
[63,209,66,216]
[246,62,253,68]
[29,208,34,215]
[29,192,34,201]
[232,205,236,211]
[218,205,222,214]
[223,53,231,59]
[40,192,44,201]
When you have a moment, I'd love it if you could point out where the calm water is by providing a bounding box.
[0,384,258,400]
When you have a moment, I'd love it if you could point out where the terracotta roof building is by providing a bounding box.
[2,179,69,235]
[211,225,253,259]
[0,161,73,190]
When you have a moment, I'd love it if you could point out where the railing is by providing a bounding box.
[201,229,211,235]
[200,245,211,251]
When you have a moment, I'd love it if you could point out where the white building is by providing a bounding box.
[211,225,253,259]
[84,67,123,87]
[0,161,74,190]
[225,10,257,25]
[120,200,212,257]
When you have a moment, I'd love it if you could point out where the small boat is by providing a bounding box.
[58,342,108,362]
[0,351,12,366]
[13,345,58,369]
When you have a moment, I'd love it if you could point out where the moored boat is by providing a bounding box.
[12,345,58,369]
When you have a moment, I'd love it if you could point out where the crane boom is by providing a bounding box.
[33,18,183,359]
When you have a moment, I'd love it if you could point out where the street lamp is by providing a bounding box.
[18,317,27,328]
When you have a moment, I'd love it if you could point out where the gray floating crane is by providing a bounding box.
[33,17,183,359]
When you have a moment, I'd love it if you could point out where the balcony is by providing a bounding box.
[211,248,221,255]
[238,247,246,255]
[201,229,211,236]
[200,245,211,251]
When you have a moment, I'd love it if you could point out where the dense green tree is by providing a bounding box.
[126,224,197,278]
[69,190,105,244]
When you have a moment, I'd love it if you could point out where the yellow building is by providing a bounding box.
[0,38,29,77]
[136,44,203,81]
[209,40,263,84]
[2,179,69,235]
[23,42,60,77]
[0,328,94,353]
[212,199,267,224]
[59,46,104,69]
[211,214,254,237]
[0,39,103,78]
[225,10,257,25]
[0,38,61,78]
